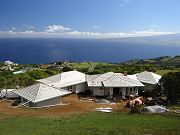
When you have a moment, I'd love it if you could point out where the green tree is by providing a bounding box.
[62,66,73,72]
[18,74,35,87]
[159,72,180,104]
[28,70,48,80]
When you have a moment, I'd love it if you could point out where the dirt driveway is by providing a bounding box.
[0,94,129,118]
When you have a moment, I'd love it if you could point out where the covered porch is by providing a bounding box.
[90,87,139,98]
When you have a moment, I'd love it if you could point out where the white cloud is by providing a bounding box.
[25,25,35,30]
[92,25,100,29]
[120,0,131,7]
[131,30,173,37]
[10,27,17,31]
[150,25,160,28]
[45,25,71,33]
[0,25,175,38]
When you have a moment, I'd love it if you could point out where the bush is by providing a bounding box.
[129,105,142,114]
[28,70,48,79]
[62,66,73,72]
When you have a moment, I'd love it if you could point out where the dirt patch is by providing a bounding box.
[0,94,129,118]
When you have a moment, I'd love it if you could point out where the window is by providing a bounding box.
[68,86,73,91]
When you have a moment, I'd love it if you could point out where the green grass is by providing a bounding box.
[0,113,180,135]
[155,69,180,76]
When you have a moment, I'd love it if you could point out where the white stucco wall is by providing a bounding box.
[89,87,113,96]
[75,82,88,93]
[36,97,61,107]
[62,82,88,93]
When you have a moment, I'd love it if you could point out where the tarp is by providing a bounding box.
[144,105,169,113]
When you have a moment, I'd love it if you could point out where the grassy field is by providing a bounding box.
[155,69,180,76]
[0,112,180,135]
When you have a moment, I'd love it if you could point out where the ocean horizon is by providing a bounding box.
[0,38,180,64]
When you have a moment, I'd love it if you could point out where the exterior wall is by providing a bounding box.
[109,88,113,97]
[89,87,105,96]
[0,89,19,99]
[36,97,61,107]
[75,82,88,93]
[93,87,104,96]
[62,82,88,93]
[89,87,113,97]
[20,97,61,107]
[90,86,139,98]
[121,87,126,98]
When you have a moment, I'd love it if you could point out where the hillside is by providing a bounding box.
[109,33,180,45]
[122,56,180,67]
[0,56,179,89]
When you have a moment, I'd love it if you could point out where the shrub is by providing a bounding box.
[129,105,142,114]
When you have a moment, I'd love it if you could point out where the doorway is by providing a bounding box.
[113,87,121,96]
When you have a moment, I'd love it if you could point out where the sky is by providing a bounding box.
[0,0,180,38]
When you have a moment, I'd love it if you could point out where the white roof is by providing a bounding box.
[135,71,161,84]
[86,74,101,82]
[151,72,162,83]
[127,74,139,81]
[4,60,14,65]
[12,83,71,103]
[37,71,86,88]
[87,72,144,87]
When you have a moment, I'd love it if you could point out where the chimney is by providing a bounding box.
[124,71,128,76]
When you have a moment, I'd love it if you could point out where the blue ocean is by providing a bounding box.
[0,38,180,64]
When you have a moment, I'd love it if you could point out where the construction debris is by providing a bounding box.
[143,105,169,113]
[95,107,112,113]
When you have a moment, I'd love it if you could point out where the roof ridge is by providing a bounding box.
[34,83,43,102]
[103,74,116,83]
[96,72,114,83]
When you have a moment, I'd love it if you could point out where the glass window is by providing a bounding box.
[68,86,73,91]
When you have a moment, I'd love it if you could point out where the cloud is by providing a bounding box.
[120,0,131,7]
[150,25,160,28]
[24,25,35,30]
[92,25,100,29]
[10,27,17,31]
[45,25,71,33]
[0,24,175,38]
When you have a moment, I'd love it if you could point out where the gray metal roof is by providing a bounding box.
[86,74,101,82]
[37,71,86,88]
[136,71,161,84]
[87,72,144,87]
[12,83,71,103]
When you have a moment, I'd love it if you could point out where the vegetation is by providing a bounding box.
[155,69,180,76]
[129,105,142,114]
[0,69,61,89]
[123,56,180,68]
[0,113,179,135]
[159,72,180,104]
[0,56,179,89]
[68,56,180,74]
[0,56,180,135]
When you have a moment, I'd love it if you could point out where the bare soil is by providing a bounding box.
[0,94,129,118]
